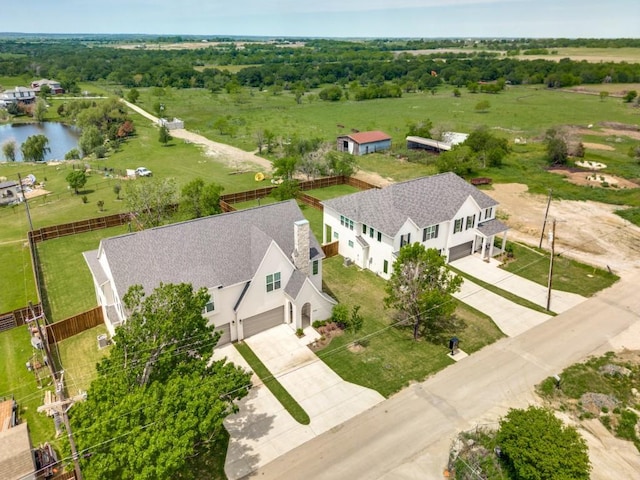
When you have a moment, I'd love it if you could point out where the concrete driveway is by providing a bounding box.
[213,324,384,479]
[451,255,587,337]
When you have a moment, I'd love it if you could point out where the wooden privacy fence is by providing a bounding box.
[322,241,339,258]
[44,306,104,344]
[0,304,43,332]
[298,193,323,211]
[29,213,131,244]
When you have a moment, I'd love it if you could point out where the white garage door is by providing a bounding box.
[449,241,473,262]
[243,306,284,338]
[215,323,232,347]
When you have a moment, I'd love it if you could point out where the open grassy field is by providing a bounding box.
[319,256,503,397]
[132,84,640,153]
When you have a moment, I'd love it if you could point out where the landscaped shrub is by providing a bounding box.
[331,303,349,328]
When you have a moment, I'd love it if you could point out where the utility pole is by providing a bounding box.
[539,189,552,248]
[546,218,556,311]
[17,173,34,232]
[29,303,84,480]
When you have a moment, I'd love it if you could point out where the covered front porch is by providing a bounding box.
[473,218,509,261]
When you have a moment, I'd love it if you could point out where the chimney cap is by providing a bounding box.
[294,219,309,227]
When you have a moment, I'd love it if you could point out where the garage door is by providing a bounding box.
[449,241,473,262]
[243,306,284,338]
[214,323,232,347]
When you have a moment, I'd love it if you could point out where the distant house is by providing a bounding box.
[322,172,508,279]
[337,130,392,156]
[407,131,469,153]
[158,117,184,130]
[0,400,36,480]
[30,79,64,95]
[0,87,37,108]
[0,181,22,205]
[84,200,336,342]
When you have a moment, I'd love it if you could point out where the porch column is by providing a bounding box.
[488,235,495,258]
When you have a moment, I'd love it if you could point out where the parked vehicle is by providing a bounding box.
[135,167,152,177]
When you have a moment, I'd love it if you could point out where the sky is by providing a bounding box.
[11,0,640,38]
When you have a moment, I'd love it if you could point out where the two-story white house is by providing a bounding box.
[322,172,508,279]
[83,200,336,345]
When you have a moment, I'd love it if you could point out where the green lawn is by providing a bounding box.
[235,342,310,425]
[36,225,130,321]
[319,256,503,397]
[500,242,619,296]
[56,324,111,396]
[0,327,56,445]
[0,240,37,312]
[305,184,360,200]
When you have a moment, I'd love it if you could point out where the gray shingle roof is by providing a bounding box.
[284,269,306,299]
[322,172,498,237]
[476,218,509,237]
[97,200,323,297]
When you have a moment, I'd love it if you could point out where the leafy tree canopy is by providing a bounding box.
[496,406,591,480]
[125,178,178,228]
[20,134,50,162]
[179,177,224,220]
[384,244,462,341]
[65,170,87,194]
[70,283,251,480]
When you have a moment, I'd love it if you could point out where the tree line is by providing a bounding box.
[1,39,639,95]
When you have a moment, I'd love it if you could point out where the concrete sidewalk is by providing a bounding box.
[451,255,587,313]
[214,325,384,479]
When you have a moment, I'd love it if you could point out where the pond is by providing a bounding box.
[0,122,80,162]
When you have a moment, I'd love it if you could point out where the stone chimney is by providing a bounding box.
[292,219,310,275]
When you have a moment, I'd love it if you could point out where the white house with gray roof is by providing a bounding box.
[83,200,336,344]
[322,173,508,279]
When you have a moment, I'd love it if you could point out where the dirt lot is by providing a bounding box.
[488,183,640,276]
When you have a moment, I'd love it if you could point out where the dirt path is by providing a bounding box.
[120,99,272,173]
[487,183,640,275]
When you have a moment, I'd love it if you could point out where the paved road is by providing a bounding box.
[251,272,640,479]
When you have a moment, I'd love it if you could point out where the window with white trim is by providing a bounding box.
[266,272,281,292]
[400,232,411,247]
[485,207,493,220]
[312,260,319,275]
[340,215,354,230]
[202,301,215,314]
[466,215,476,230]
[348,240,354,248]
[453,218,463,234]
[422,224,439,241]
[377,231,382,242]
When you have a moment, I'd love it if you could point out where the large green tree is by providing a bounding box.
[33,97,48,122]
[179,177,224,220]
[70,283,251,480]
[125,178,177,228]
[78,125,104,157]
[545,128,569,165]
[496,406,591,480]
[463,126,510,168]
[20,134,50,162]
[158,125,173,146]
[2,139,16,162]
[384,244,462,341]
[65,170,87,194]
